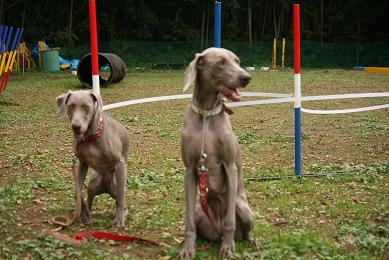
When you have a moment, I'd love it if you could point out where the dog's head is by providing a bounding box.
[56,90,102,140]
[183,47,251,101]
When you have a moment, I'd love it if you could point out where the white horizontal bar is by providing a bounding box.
[227,97,294,107]
[300,92,389,102]
[301,104,389,114]
[240,92,293,98]
[102,92,389,111]
[102,92,292,110]
[103,94,192,110]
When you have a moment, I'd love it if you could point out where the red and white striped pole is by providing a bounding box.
[89,0,100,96]
[293,4,302,177]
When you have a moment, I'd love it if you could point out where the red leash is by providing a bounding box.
[73,231,164,246]
[197,165,216,250]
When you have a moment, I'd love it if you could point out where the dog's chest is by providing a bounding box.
[183,124,237,157]
[76,144,115,172]
[207,164,228,195]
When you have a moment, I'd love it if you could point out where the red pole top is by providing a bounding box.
[89,0,99,76]
[293,4,301,74]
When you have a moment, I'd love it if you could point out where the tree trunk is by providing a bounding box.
[248,0,253,46]
[175,8,183,23]
[261,1,268,38]
[254,4,261,41]
[21,8,25,28]
[68,0,74,44]
[273,0,278,39]
[277,3,284,39]
[205,6,210,48]
[200,1,206,49]
[356,0,361,66]
[0,0,4,24]
[320,0,324,44]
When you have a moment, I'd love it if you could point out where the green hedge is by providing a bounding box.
[60,40,389,69]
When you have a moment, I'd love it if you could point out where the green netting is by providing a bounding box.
[59,40,389,69]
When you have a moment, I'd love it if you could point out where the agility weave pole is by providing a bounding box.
[89,0,100,96]
[293,4,302,177]
[0,25,24,95]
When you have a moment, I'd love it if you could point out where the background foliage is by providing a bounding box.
[2,0,389,68]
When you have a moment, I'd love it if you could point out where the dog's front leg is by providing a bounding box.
[78,162,91,223]
[179,167,197,260]
[112,158,127,227]
[220,163,238,258]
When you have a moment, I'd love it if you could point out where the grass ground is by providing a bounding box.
[0,69,388,259]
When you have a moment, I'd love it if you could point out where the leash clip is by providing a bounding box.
[198,152,208,172]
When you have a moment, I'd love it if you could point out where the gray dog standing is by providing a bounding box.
[179,48,259,259]
[56,90,129,227]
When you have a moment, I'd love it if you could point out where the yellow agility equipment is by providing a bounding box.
[0,26,24,95]
[13,43,36,72]
[3,50,14,74]
[8,50,18,74]
[0,52,7,76]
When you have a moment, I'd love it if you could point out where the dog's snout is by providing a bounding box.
[239,75,251,86]
[72,124,81,133]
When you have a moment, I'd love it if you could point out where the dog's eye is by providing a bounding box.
[68,104,75,111]
[218,58,226,65]
[235,58,240,64]
[82,105,91,111]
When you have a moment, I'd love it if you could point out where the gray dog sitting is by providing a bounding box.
[56,90,129,227]
[179,48,259,259]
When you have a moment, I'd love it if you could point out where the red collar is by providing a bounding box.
[83,116,104,142]
[75,116,104,154]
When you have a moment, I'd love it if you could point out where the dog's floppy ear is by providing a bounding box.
[56,91,72,118]
[90,91,103,112]
[183,53,203,92]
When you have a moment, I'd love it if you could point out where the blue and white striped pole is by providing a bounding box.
[214,1,221,48]
[293,4,302,177]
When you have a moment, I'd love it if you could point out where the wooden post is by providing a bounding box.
[271,38,277,70]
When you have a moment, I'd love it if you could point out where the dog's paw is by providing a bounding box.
[80,209,91,224]
[220,240,235,258]
[247,237,261,250]
[112,217,125,228]
[178,243,195,260]
[112,208,128,228]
